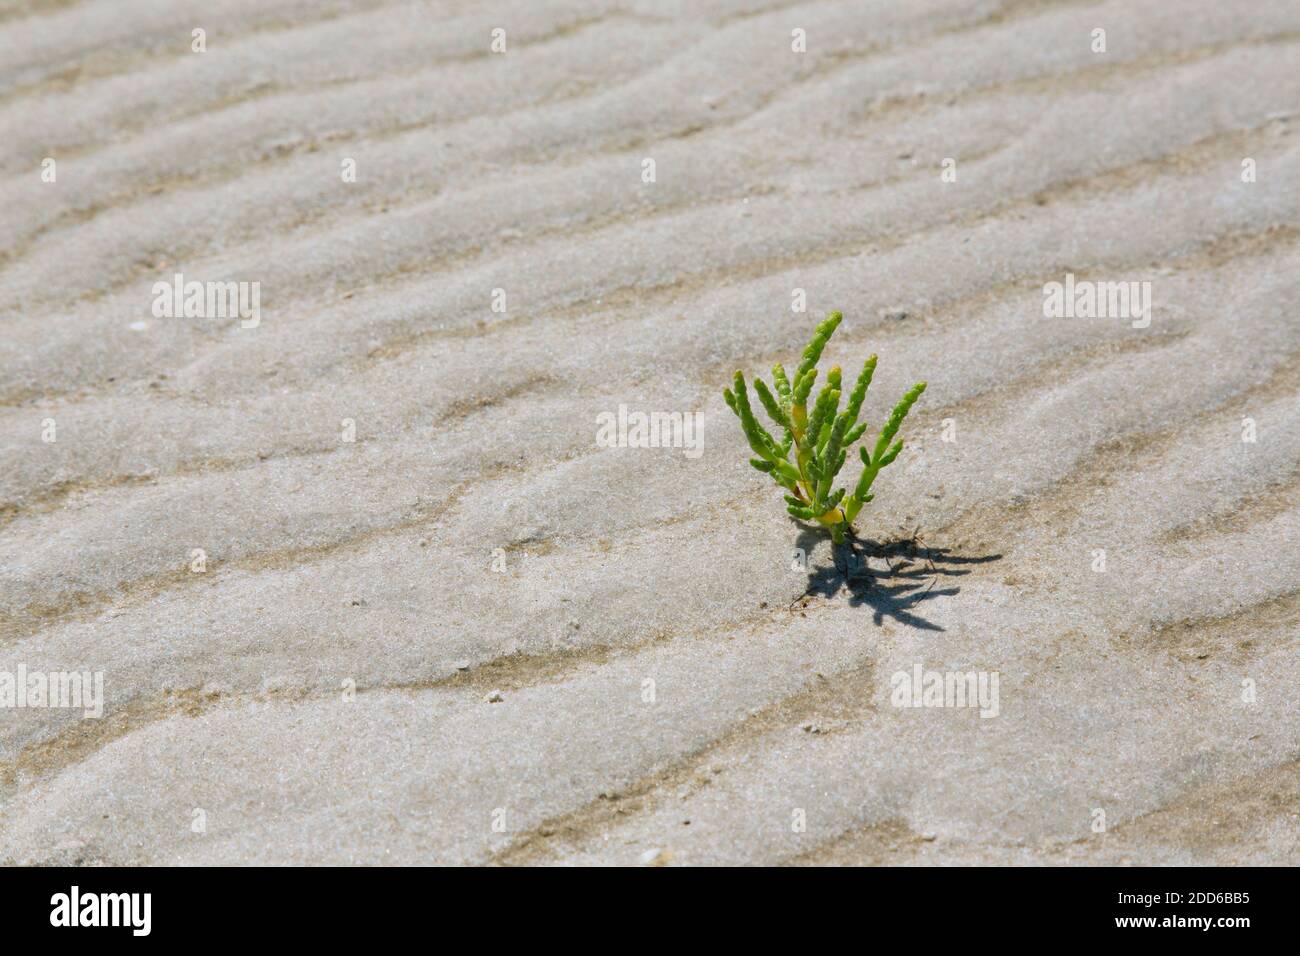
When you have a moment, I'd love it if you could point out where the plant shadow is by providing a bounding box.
[794,526,1002,632]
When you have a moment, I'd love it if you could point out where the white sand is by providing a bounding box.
[0,0,1296,865]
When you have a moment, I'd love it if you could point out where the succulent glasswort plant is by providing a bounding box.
[723,311,926,545]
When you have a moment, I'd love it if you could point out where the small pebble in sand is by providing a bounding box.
[485,690,504,703]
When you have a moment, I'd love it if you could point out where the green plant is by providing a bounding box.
[723,311,926,544]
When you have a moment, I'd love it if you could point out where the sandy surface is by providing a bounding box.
[0,0,1297,865]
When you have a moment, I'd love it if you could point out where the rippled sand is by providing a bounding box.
[0,0,1296,864]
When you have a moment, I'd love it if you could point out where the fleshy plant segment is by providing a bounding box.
[723,311,926,545]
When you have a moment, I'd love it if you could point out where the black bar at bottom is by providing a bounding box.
[0,865,1285,941]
